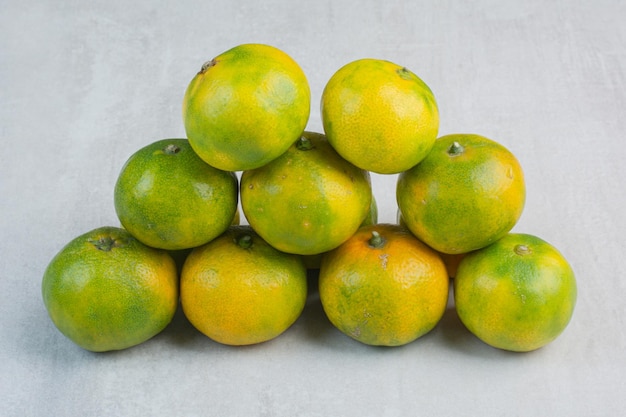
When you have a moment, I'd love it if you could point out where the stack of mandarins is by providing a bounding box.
[42,43,576,353]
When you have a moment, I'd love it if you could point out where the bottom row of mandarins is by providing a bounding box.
[41,132,577,353]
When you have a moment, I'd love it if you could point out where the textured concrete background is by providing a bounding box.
[1,0,625,416]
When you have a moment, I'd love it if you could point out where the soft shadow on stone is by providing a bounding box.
[297,269,338,344]
[437,293,520,359]
[156,301,213,350]
[437,305,477,348]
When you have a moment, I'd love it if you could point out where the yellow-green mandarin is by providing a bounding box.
[168,207,242,274]
[241,131,372,255]
[180,226,308,345]
[319,224,449,346]
[302,194,378,270]
[321,58,439,174]
[114,139,238,250]
[397,133,525,254]
[42,227,178,352]
[183,43,310,171]
[454,233,577,352]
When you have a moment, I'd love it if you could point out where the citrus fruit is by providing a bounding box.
[454,233,577,352]
[41,226,178,352]
[319,224,449,346]
[321,58,439,174]
[169,207,242,274]
[180,226,308,345]
[182,43,311,171]
[241,131,372,255]
[114,138,238,250]
[396,133,525,254]
[302,194,378,270]
[397,208,466,278]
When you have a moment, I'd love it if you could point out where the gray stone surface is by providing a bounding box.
[2,0,624,415]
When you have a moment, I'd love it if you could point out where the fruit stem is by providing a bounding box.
[89,237,119,252]
[163,144,180,155]
[447,141,465,156]
[199,58,217,74]
[368,231,386,249]
[397,67,413,80]
[296,136,314,151]
[514,244,532,256]
[236,234,253,249]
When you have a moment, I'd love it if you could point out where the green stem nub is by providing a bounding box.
[237,234,253,249]
[296,136,314,151]
[514,244,532,256]
[447,141,465,157]
[90,237,119,252]
[199,58,217,74]
[368,231,386,249]
[397,67,413,80]
[164,144,181,155]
